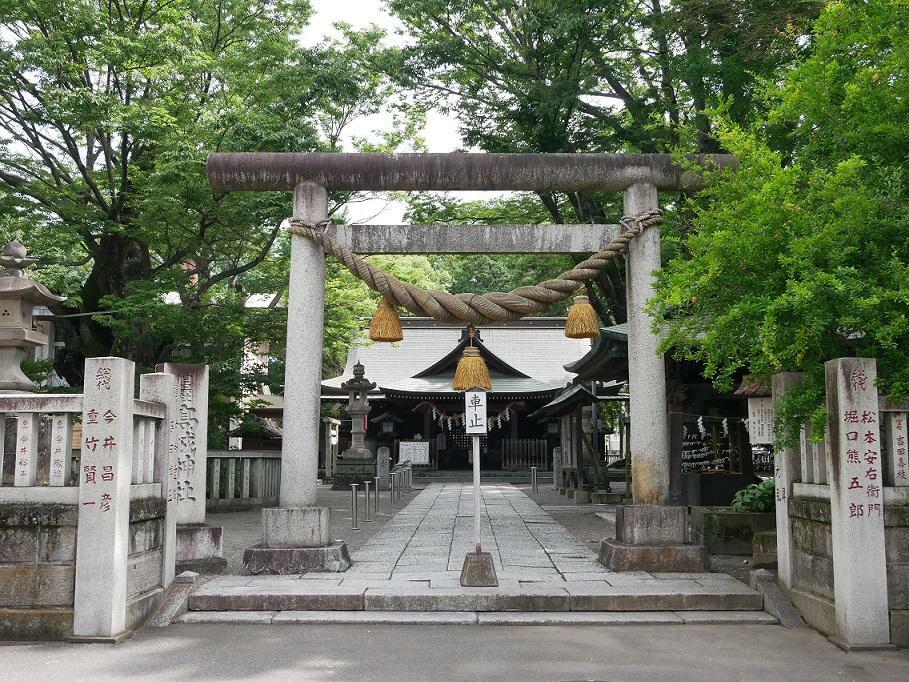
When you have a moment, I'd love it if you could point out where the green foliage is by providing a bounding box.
[381,0,820,324]
[731,478,775,513]
[0,0,409,445]
[651,0,909,442]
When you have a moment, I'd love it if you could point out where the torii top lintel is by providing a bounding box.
[206,152,736,193]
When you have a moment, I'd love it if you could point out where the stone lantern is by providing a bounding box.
[0,240,66,393]
[333,361,376,488]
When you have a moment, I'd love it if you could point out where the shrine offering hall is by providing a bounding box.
[321,318,588,472]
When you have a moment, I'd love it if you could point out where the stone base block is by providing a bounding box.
[459,551,498,587]
[616,505,687,546]
[176,524,226,573]
[599,538,707,572]
[591,491,624,504]
[0,607,73,641]
[243,542,351,575]
[574,490,591,504]
[332,458,376,489]
[263,507,330,548]
[890,610,909,648]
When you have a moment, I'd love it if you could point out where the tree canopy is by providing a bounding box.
[0,0,417,442]
[649,0,909,437]
[384,0,821,325]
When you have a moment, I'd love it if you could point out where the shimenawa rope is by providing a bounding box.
[287,210,663,325]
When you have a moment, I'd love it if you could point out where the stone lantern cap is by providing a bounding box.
[341,361,376,393]
[0,240,66,304]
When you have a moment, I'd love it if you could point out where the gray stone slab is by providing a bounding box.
[477,612,684,625]
[675,611,778,624]
[272,611,477,624]
[363,586,569,612]
[177,611,277,623]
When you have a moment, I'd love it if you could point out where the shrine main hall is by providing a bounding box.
[321,317,592,473]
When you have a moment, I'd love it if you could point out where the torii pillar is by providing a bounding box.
[242,182,352,573]
[597,182,708,572]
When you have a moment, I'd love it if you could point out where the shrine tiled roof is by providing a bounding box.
[322,317,592,395]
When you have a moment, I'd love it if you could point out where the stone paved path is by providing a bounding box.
[188,484,764,614]
[347,483,607,584]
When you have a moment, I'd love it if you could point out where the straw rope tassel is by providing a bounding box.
[453,346,492,391]
[369,298,404,342]
[565,295,599,339]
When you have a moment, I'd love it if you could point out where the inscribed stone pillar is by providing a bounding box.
[156,363,209,524]
[624,182,670,505]
[13,413,38,486]
[280,182,327,508]
[377,446,390,489]
[771,372,804,590]
[139,372,179,588]
[825,357,891,649]
[48,413,73,487]
[73,357,135,639]
[885,411,909,486]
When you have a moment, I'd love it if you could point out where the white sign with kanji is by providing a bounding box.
[465,390,487,435]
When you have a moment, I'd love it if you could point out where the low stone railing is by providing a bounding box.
[0,357,182,641]
[206,449,281,511]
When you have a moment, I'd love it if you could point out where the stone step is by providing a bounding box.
[187,579,763,613]
[176,610,777,625]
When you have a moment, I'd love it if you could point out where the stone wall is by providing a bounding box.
[126,497,166,630]
[785,496,836,636]
[886,503,909,647]
[788,495,909,646]
[0,503,77,640]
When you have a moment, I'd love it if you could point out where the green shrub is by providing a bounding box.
[731,479,775,513]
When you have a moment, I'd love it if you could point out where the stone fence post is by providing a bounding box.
[73,357,135,639]
[139,372,178,588]
[771,372,805,591]
[824,357,890,649]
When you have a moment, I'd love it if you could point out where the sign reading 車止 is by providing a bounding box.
[465,390,487,435]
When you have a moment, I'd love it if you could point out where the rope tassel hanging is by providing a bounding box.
[565,295,599,339]
[369,298,403,342]
[452,346,492,391]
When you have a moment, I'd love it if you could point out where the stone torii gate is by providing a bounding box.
[207,152,734,573]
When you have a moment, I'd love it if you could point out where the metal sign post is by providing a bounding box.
[460,388,498,586]
[465,389,487,553]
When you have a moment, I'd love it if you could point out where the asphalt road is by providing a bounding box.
[2,623,907,681]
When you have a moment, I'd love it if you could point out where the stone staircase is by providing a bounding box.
[413,470,544,484]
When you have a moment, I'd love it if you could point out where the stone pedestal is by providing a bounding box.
[242,507,350,574]
[331,456,376,489]
[599,505,707,572]
[176,525,227,573]
[459,551,498,587]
